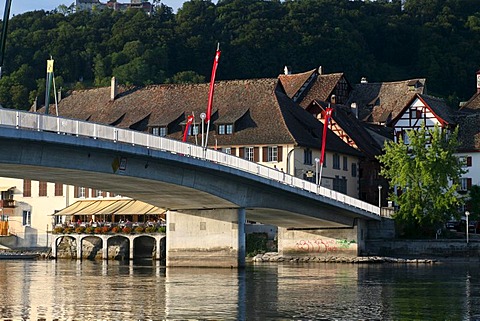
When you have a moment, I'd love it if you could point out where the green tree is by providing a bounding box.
[377,124,464,236]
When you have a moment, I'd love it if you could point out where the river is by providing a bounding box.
[0,259,479,320]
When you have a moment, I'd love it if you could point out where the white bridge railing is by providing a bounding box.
[0,108,380,216]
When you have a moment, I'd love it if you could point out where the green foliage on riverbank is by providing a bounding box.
[0,0,479,110]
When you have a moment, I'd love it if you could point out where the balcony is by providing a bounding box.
[0,199,16,208]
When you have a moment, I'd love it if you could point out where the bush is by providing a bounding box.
[75,226,85,234]
[85,227,94,234]
[102,226,110,233]
[111,226,120,233]
[157,226,166,233]
[122,227,132,234]
[145,226,156,233]
[63,227,73,234]
[53,227,64,234]
[134,226,144,233]
[94,227,103,234]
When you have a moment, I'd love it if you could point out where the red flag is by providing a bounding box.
[320,107,333,165]
[182,115,195,142]
[206,47,221,121]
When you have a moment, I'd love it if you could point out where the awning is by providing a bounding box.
[53,199,165,217]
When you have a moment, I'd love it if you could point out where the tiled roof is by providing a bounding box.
[346,79,426,122]
[418,94,456,125]
[297,73,345,108]
[460,92,480,111]
[39,77,361,157]
[278,69,316,99]
[455,112,480,151]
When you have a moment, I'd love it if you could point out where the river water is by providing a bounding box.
[0,259,479,320]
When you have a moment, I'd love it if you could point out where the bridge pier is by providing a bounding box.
[277,219,366,258]
[166,208,246,268]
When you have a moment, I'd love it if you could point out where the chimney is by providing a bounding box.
[318,66,323,75]
[361,77,368,84]
[110,76,117,101]
[284,66,291,75]
[331,94,336,105]
[57,90,62,102]
[351,102,358,119]
[477,69,480,94]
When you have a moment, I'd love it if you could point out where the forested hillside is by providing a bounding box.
[0,0,479,110]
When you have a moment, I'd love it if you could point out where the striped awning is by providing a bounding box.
[53,199,165,217]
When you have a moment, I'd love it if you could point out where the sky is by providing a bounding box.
[2,0,188,16]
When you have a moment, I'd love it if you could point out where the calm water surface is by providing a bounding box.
[1,259,480,320]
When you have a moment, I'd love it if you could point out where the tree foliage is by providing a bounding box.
[0,0,479,109]
[377,125,464,236]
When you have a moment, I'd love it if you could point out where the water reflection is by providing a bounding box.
[1,260,480,320]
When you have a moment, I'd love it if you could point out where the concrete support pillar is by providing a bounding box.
[51,236,58,258]
[102,236,108,260]
[129,237,134,260]
[277,221,361,258]
[156,237,161,260]
[166,208,246,268]
[76,236,82,260]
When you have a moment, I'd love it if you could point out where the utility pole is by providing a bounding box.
[0,0,12,79]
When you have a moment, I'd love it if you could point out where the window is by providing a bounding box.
[190,124,199,136]
[95,190,103,197]
[333,176,347,194]
[222,147,231,154]
[79,187,86,198]
[23,179,31,197]
[410,108,421,119]
[54,183,63,196]
[226,124,233,134]
[218,124,225,135]
[351,163,357,177]
[333,154,340,169]
[152,127,167,137]
[245,147,254,161]
[343,156,348,170]
[267,146,278,162]
[460,178,472,191]
[22,210,31,226]
[304,149,312,165]
[217,124,233,135]
[303,171,315,183]
[460,156,473,167]
[39,181,47,197]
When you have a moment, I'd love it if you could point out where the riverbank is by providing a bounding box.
[249,252,439,264]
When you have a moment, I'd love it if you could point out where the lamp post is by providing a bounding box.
[466,211,470,244]
[314,158,320,186]
[200,113,206,148]
[378,185,382,208]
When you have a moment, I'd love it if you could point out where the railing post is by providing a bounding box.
[76,120,79,137]
[37,114,41,131]
[57,117,60,134]
[15,111,19,129]
[113,129,117,142]
[93,124,97,139]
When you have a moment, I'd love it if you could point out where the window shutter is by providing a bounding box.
[263,147,268,162]
[254,147,259,162]
[102,191,107,197]
[92,189,97,197]
[467,156,472,167]
[277,146,283,162]
[39,181,47,197]
[231,147,236,156]
[23,179,31,197]
[239,148,244,159]
[74,186,79,198]
[468,178,473,189]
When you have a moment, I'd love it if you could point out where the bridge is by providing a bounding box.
[0,108,382,267]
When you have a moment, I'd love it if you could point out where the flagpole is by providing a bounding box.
[204,43,221,150]
[319,104,333,188]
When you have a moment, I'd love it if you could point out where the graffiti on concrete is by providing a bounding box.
[295,239,356,253]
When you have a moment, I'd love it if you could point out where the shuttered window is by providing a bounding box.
[23,179,31,197]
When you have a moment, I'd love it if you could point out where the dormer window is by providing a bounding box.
[217,124,234,135]
[152,126,167,137]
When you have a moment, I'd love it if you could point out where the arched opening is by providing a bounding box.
[81,236,103,260]
[107,236,129,260]
[133,236,155,259]
[56,236,77,259]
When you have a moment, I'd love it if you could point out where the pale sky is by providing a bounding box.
[2,0,188,16]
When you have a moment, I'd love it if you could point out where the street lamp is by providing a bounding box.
[200,113,206,148]
[378,185,382,208]
[466,211,470,244]
[314,158,320,186]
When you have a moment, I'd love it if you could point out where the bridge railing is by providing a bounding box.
[0,108,380,216]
